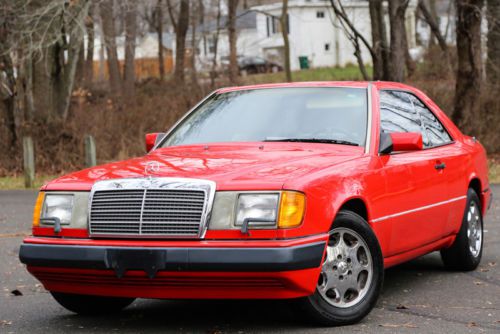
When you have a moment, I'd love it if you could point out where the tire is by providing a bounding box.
[51,292,135,315]
[441,188,483,271]
[295,210,384,326]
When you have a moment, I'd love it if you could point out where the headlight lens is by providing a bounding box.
[235,193,279,227]
[41,194,74,225]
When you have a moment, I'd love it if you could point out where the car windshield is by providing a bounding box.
[161,87,368,148]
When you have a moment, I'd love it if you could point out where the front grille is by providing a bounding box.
[89,178,214,238]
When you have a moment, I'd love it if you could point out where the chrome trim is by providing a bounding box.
[88,177,216,239]
[371,195,467,223]
[365,83,372,154]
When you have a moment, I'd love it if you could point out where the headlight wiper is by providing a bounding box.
[264,137,359,146]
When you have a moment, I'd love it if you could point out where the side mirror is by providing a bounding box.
[379,132,423,154]
[145,132,165,152]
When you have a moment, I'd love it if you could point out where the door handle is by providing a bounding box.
[435,162,446,170]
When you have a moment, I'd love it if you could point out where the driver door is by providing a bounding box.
[375,90,450,256]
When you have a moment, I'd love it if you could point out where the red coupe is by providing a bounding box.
[20,82,491,326]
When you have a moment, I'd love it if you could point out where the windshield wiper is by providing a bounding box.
[263,137,359,146]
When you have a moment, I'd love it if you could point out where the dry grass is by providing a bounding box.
[0,175,57,190]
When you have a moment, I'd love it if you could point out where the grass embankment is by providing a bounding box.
[242,65,372,84]
[0,175,57,190]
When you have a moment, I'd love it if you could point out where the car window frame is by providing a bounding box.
[378,88,455,153]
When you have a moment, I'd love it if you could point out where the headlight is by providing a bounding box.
[235,193,279,227]
[42,194,74,225]
[209,191,305,231]
[32,192,89,231]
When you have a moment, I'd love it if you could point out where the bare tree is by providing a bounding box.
[228,0,239,84]
[418,0,449,55]
[123,1,138,98]
[487,0,500,86]
[190,0,200,86]
[210,0,222,87]
[369,0,389,80]
[0,59,17,147]
[157,0,166,82]
[281,0,292,82]
[84,6,95,88]
[100,0,122,96]
[329,0,374,80]
[452,0,484,130]
[388,0,410,82]
[167,0,190,84]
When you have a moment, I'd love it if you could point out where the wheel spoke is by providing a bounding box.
[317,227,373,308]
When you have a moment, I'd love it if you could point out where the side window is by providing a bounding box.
[379,90,426,143]
[410,96,452,147]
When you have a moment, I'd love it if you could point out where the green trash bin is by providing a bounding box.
[299,56,309,70]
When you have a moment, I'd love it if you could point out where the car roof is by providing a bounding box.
[216,81,415,94]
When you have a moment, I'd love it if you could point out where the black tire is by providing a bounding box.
[295,210,384,326]
[441,188,483,271]
[51,292,135,315]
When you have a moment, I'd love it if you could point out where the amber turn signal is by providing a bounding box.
[278,191,305,229]
[32,192,45,228]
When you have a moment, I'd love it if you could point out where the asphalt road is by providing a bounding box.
[1,188,499,334]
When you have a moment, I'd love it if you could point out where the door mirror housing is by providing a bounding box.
[145,133,166,152]
[379,132,423,154]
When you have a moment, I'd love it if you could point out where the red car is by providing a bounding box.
[20,82,491,326]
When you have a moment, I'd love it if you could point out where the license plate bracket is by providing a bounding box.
[105,249,166,279]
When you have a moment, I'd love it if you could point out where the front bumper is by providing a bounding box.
[20,238,326,299]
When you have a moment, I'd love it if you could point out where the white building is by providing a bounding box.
[196,0,417,71]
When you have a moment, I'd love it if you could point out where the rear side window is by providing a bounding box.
[379,90,452,148]
[410,96,452,147]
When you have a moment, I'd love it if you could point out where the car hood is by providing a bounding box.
[43,143,364,191]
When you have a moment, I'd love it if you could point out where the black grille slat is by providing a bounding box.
[89,188,206,237]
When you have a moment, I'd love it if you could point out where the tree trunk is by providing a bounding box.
[487,0,500,86]
[84,7,95,87]
[75,39,85,88]
[174,0,190,84]
[403,25,417,77]
[123,1,137,99]
[100,0,122,96]
[190,1,199,87]
[157,0,165,82]
[369,0,390,80]
[33,48,55,120]
[388,0,409,82]
[0,59,17,147]
[281,0,292,82]
[54,2,90,121]
[228,0,239,84]
[210,0,222,87]
[452,0,484,131]
[18,54,36,123]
